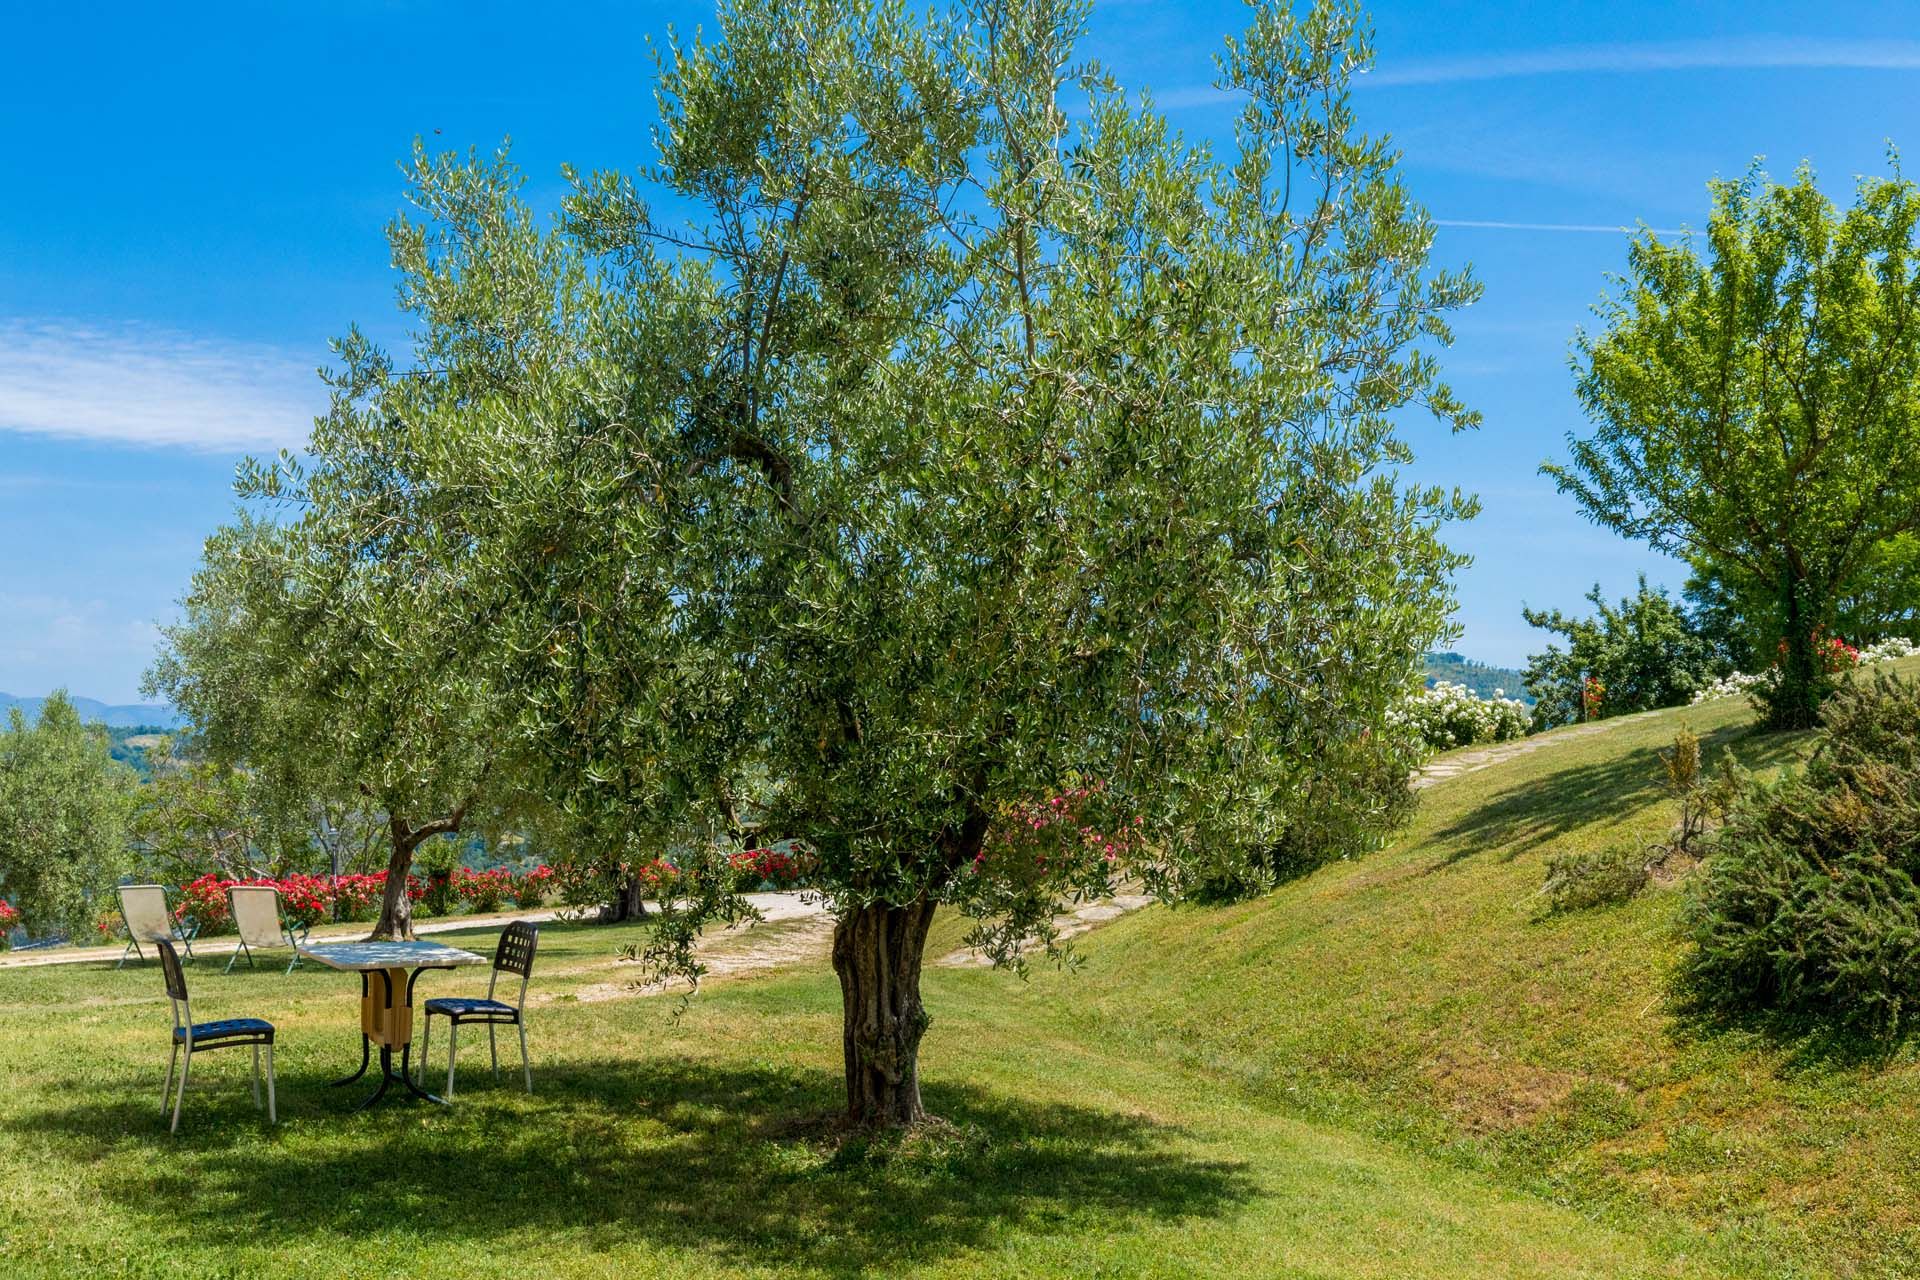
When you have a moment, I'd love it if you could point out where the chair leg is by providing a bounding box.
[119,939,140,970]
[445,1022,458,1100]
[171,1049,191,1134]
[418,1012,432,1087]
[225,941,245,975]
[519,1019,531,1094]
[161,1041,178,1118]
[266,1042,277,1124]
[489,1025,499,1082]
[252,1043,262,1109]
[285,947,300,975]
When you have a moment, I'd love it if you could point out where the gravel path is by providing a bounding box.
[1409,709,1664,791]
[0,891,822,971]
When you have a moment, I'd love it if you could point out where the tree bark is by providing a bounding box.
[368,803,471,940]
[832,896,938,1128]
[1768,570,1824,730]
[604,874,649,923]
[369,826,422,941]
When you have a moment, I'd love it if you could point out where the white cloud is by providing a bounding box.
[1365,36,1920,87]
[0,319,321,451]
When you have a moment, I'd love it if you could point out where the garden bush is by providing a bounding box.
[1395,681,1530,753]
[0,899,18,950]
[1677,674,1920,1036]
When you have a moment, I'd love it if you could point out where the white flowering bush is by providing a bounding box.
[1690,636,1920,704]
[1858,636,1920,664]
[1395,681,1531,753]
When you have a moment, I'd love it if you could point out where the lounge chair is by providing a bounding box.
[224,885,310,975]
[116,884,197,969]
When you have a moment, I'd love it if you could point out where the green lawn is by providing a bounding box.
[5,672,1917,1277]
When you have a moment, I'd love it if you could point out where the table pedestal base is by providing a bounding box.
[327,966,452,1109]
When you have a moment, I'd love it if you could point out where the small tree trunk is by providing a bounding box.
[605,874,649,923]
[832,896,937,1128]
[369,831,419,941]
[1768,572,1824,730]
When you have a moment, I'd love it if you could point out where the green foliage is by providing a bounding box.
[1540,844,1651,915]
[1677,674,1920,1036]
[1538,727,1728,917]
[1522,576,1723,728]
[0,693,136,936]
[148,507,511,938]
[1548,161,1920,729]
[204,0,1477,1116]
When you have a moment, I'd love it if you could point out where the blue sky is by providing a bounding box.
[4,1,1920,702]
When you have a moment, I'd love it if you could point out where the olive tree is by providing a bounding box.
[148,511,505,940]
[1549,161,1920,728]
[236,0,1478,1126]
[0,693,135,936]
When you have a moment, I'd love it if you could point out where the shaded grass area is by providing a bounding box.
[3,916,1719,1278]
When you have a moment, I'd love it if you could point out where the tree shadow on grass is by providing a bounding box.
[18,1056,1254,1277]
[1661,977,1915,1076]
[1421,722,1804,870]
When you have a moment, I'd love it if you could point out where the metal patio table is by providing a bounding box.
[298,939,487,1110]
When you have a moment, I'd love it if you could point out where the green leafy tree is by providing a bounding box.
[0,693,136,936]
[1548,161,1920,728]
[235,0,1478,1126]
[148,516,509,941]
[1522,576,1722,727]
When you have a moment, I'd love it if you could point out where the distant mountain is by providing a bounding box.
[1422,652,1532,705]
[0,692,187,729]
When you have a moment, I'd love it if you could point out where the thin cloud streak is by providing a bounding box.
[0,320,319,451]
[1435,218,1687,235]
[1367,36,1920,87]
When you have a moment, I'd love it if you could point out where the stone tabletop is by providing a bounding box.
[297,940,487,971]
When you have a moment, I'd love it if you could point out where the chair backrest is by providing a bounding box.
[118,884,174,944]
[229,886,287,949]
[156,939,190,1004]
[494,921,539,979]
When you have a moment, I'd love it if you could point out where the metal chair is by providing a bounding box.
[156,939,276,1133]
[224,885,309,975]
[419,921,538,1098]
[117,884,198,969]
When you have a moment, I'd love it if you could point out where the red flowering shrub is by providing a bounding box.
[511,865,554,908]
[454,867,514,914]
[973,782,1147,886]
[0,898,19,950]
[727,846,807,890]
[168,869,422,932]
[634,857,680,895]
[329,873,386,922]
[177,873,235,933]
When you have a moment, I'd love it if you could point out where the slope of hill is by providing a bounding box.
[0,692,185,729]
[1423,651,1532,703]
[995,657,1920,1278]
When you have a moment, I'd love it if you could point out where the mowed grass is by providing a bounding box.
[1024,656,1920,1280]
[6,916,1723,1278]
[9,668,1920,1278]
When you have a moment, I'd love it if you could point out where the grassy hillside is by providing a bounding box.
[999,655,1920,1278]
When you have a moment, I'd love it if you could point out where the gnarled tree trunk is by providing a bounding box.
[832,896,937,1128]
[605,873,649,923]
[368,803,471,941]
